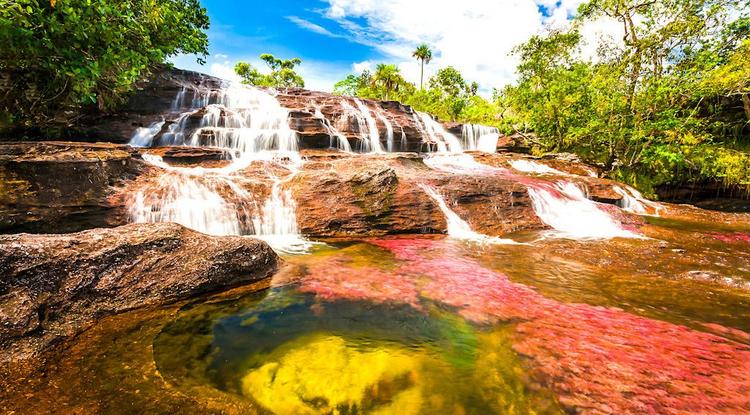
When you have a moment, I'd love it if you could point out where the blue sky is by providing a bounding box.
[171,0,603,93]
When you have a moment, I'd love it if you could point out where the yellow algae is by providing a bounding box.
[241,335,424,414]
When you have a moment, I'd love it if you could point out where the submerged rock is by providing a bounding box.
[0,223,279,362]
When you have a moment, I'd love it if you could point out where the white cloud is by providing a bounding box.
[352,60,373,73]
[286,16,344,38]
[209,62,242,83]
[214,53,229,60]
[320,0,624,92]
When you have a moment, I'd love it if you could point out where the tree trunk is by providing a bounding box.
[742,93,750,122]
[420,60,424,90]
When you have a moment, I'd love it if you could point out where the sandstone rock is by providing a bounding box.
[0,223,279,362]
[0,141,142,233]
[292,151,546,237]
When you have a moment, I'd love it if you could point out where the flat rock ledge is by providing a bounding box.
[0,223,279,362]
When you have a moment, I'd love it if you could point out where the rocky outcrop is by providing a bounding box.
[290,151,546,237]
[0,223,279,362]
[0,141,143,233]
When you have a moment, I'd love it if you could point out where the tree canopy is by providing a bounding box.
[500,0,750,194]
[0,0,210,132]
[234,54,305,88]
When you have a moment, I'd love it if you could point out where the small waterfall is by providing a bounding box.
[314,106,351,152]
[128,155,251,236]
[419,184,518,244]
[613,186,664,216]
[187,84,299,156]
[353,98,384,153]
[510,160,569,176]
[462,124,499,151]
[129,120,165,147]
[171,86,187,112]
[477,133,500,153]
[414,112,462,153]
[251,161,314,254]
[424,154,639,240]
[528,181,640,240]
[375,111,395,152]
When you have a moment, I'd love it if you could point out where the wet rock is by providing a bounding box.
[0,223,279,362]
[0,141,143,233]
[139,146,232,167]
[291,151,546,237]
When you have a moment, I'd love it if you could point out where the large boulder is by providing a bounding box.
[0,141,142,233]
[0,223,279,362]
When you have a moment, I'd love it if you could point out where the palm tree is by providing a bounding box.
[372,64,403,100]
[412,44,433,90]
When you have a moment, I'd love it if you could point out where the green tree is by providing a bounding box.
[234,54,304,88]
[0,0,209,132]
[412,44,433,90]
[371,64,405,101]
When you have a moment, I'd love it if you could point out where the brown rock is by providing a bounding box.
[0,223,279,362]
[0,141,143,233]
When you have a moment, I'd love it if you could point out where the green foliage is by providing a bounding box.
[500,0,750,195]
[234,54,305,88]
[0,0,209,130]
[334,63,502,124]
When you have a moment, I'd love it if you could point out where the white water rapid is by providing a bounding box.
[418,184,518,244]
[613,186,664,216]
[528,181,641,240]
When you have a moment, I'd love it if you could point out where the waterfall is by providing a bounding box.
[419,184,518,244]
[462,124,499,151]
[171,86,187,112]
[477,133,500,153]
[314,106,352,152]
[128,155,251,236]
[510,160,569,176]
[129,120,165,148]
[127,83,313,253]
[528,181,641,240]
[376,111,395,152]
[613,186,664,216]
[414,112,462,153]
[353,98,384,153]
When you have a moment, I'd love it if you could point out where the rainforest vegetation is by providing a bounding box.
[0,0,209,132]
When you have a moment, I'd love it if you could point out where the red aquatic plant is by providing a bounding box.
[301,237,750,414]
[708,231,750,244]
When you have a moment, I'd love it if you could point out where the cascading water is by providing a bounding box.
[414,112,463,153]
[510,160,569,176]
[462,124,499,152]
[419,184,518,244]
[375,111,395,152]
[353,98,384,153]
[613,186,664,216]
[425,154,640,240]
[314,106,352,152]
[528,181,641,240]
[129,120,165,147]
[128,155,253,236]
[127,82,312,253]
